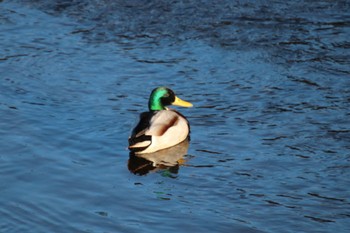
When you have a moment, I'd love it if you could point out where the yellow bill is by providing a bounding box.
[172,96,193,107]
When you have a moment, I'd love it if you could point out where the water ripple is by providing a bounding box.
[1,1,350,233]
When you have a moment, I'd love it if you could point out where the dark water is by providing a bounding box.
[1,0,350,232]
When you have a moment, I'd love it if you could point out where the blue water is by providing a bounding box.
[1,0,350,232]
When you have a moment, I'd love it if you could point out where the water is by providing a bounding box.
[1,0,350,232]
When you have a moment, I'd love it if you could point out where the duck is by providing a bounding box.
[128,87,193,154]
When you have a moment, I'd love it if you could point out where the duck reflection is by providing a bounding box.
[128,139,189,175]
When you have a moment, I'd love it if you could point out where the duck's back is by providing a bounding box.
[129,110,189,154]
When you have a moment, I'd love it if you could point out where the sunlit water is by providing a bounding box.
[1,1,350,232]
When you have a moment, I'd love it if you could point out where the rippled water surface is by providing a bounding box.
[1,0,350,232]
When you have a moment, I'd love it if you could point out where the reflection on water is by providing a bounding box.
[128,139,189,176]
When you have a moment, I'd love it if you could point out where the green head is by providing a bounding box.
[148,87,193,111]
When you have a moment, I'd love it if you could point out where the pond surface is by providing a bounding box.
[1,0,350,232]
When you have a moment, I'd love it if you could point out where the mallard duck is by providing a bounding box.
[128,87,193,154]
